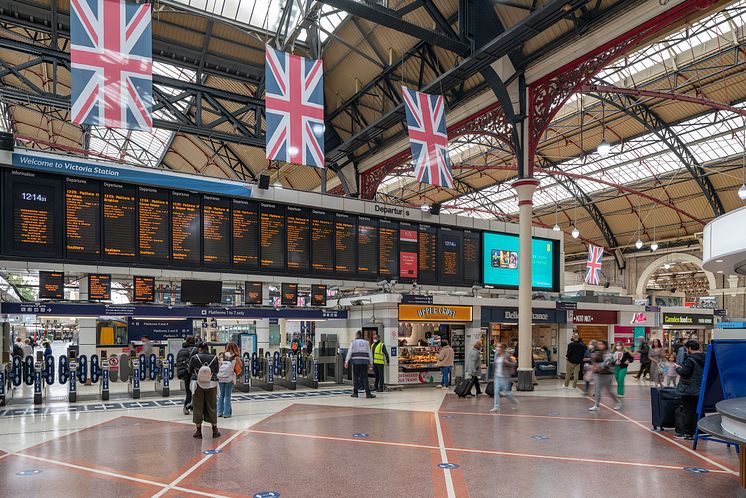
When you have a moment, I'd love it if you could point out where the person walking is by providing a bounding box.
[42,341,53,360]
[564,334,586,389]
[490,343,519,412]
[589,340,623,411]
[217,342,242,418]
[612,342,633,397]
[188,342,220,439]
[344,331,375,399]
[371,334,389,392]
[674,340,705,440]
[21,338,33,359]
[676,338,688,366]
[464,340,483,397]
[634,338,651,381]
[12,337,24,358]
[582,340,597,395]
[436,340,455,389]
[176,336,198,415]
[649,339,663,387]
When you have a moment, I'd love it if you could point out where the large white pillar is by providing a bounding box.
[513,178,539,391]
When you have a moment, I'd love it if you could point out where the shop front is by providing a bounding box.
[571,309,618,346]
[397,304,473,385]
[661,311,715,349]
[615,309,660,352]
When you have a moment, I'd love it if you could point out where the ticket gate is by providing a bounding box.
[128,356,142,399]
[275,353,297,390]
[235,352,252,393]
[296,353,318,389]
[0,362,9,406]
[99,356,110,401]
[154,354,174,397]
[251,352,274,391]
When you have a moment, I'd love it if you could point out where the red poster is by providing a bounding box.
[400,229,417,243]
[400,252,418,278]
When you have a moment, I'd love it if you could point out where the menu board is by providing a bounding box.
[378,219,398,278]
[418,224,437,284]
[357,216,378,277]
[133,276,155,303]
[65,177,100,258]
[245,282,263,305]
[311,209,334,274]
[232,199,259,269]
[287,206,310,272]
[311,284,327,307]
[463,230,480,285]
[260,203,286,271]
[103,182,137,262]
[281,282,298,306]
[335,213,356,275]
[171,191,201,266]
[437,227,463,285]
[39,271,64,300]
[88,273,111,301]
[202,195,230,267]
[399,222,418,280]
[138,186,170,265]
[3,170,62,258]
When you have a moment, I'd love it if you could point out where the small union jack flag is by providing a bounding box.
[70,0,153,130]
[585,244,604,285]
[265,46,325,168]
[401,86,454,188]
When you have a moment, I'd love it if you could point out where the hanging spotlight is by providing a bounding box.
[635,239,643,250]
[552,223,561,232]
[664,263,671,270]
[739,184,746,200]
[597,139,611,157]
[420,204,430,213]
[651,241,659,251]
[571,226,580,239]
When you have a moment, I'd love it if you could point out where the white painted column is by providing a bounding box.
[255,319,270,354]
[78,318,97,359]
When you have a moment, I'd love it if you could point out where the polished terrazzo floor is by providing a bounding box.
[0,379,740,497]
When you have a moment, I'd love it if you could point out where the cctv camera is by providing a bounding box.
[376,280,388,287]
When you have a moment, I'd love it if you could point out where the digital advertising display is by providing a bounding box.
[244,282,263,305]
[482,232,557,290]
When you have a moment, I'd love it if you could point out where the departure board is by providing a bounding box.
[133,276,155,303]
[418,224,437,284]
[311,209,334,274]
[357,216,378,277]
[260,203,286,271]
[138,187,170,265]
[281,282,298,306]
[335,213,356,275]
[3,169,62,258]
[379,219,399,278]
[39,271,64,300]
[88,273,111,301]
[438,227,463,285]
[311,284,327,307]
[232,199,259,269]
[65,177,101,258]
[245,282,263,305]
[171,191,201,266]
[399,222,418,280]
[286,206,310,272]
[103,182,137,262]
[202,195,230,267]
[463,230,481,285]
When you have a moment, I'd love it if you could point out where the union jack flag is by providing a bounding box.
[70,0,152,130]
[265,46,325,168]
[401,86,454,188]
[585,244,604,285]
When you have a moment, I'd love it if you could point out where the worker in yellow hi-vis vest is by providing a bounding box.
[371,334,390,392]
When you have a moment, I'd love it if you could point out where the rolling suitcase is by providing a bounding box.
[650,387,680,431]
[485,381,495,398]
[454,378,471,398]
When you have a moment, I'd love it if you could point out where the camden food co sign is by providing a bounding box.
[398,304,473,322]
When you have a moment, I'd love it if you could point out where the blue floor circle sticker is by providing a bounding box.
[253,492,280,498]
[202,449,222,455]
[548,411,560,416]
[683,467,709,474]
[438,463,460,469]
[352,433,369,438]
[442,415,455,420]
[531,435,550,440]
[16,469,42,476]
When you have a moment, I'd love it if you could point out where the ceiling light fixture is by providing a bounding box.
[635,239,643,250]
[553,223,561,232]
[553,183,561,231]
[651,241,659,251]
[597,100,610,157]
[650,203,658,252]
[571,226,580,239]
[664,263,671,270]
[634,196,643,250]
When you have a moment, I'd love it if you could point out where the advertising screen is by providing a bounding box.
[245,282,263,305]
[281,283,298,306]
[311,284,327,307]
[399,222,418,280]
[482,232,557,290]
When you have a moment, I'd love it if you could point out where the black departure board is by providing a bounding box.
[171,191,201,266]
[260,203,286,271]
[287,206,310,272]
[202,195,230,267]
[438,227,463,285]
[88,273,111,301]
[138,186,170,265]
[311,209,334,274]
[378,219,398,278]
[232,199,259,269]
[65,177,100,258]
[399,222,418,280]
[3,169,62,258]
[311,284,327,307]
[245,282,263,305]
[357,216,378,277]
[103,182,137,262]
[418,224,437,284]
[335,213,356,275]
[133,276,155,303]
[463,229,480,285]
[281,282,298,306]
[39,271,64,300]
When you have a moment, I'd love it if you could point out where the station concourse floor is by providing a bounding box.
[0,379,741,498]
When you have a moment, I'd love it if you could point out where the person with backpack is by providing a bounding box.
[674,340,706,440]
[176,336,198,415]
[188,342,220,439]
[217,342,242,418]
[589,340,623,412]
[12,337,24,358]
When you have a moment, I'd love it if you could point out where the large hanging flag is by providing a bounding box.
[70,0,152,130]
[401,86,454,188]
[265,46,325,168]
[585,244,604,285]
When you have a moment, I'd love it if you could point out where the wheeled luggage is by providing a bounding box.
[485,381,495,397]
[454,378,471,398]
[650,387,680,431]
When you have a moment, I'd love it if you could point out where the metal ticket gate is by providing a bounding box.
[0,362,11,406]
[296,353,318,389]
[235,352,252,393]
[128,355,142,399]
[154,354,174,397]
[275,353,297,390]
[251,352,274,391]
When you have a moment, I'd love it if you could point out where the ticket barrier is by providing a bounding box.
[99,355,110,401]
[0,362,10,406]
[334,350,354,385]
[296,353,318,389]
[275,352,297,390]
[128,355,143,399]
[250,352,274,391]
[234,352,253,393]
[154,354,174,397]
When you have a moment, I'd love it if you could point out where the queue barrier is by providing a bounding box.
[297,354,319,389]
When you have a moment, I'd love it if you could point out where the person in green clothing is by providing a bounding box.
[612,341,633,397]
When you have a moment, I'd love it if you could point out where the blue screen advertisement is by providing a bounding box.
[482,232,556,290]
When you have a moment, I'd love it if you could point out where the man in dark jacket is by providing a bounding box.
[634,338,651,380]
[176,336,197,415]
[188,342,220,439]
[674,340,705,440]
[564,334,585,389]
